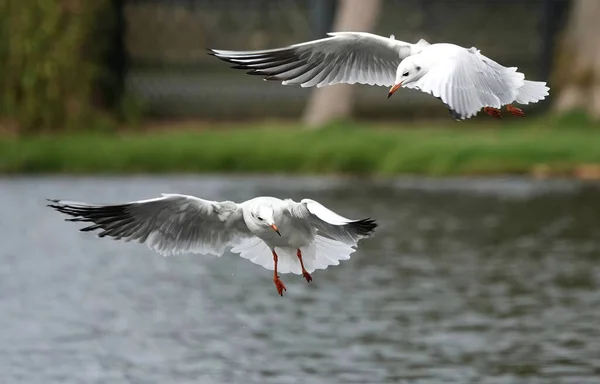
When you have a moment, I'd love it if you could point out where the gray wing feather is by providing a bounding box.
[209,32,420,88]
[287,199,377,246]
[47,194,251,256]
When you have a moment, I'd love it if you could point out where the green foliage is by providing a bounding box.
[0,0,122,133]
[2,119,600,175]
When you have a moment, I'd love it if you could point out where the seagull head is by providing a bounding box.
[253,205,280,236]
[389,57,425,98]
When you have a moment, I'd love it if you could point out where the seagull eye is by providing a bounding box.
[416,66,421,71]
[402,72,409,77]
[257,216,263,221]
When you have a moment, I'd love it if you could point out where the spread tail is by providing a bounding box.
[515,80,550,105]
[231,235,357,274]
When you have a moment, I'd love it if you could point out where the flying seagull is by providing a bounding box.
[208,32,549,120]
[47,194,376,296]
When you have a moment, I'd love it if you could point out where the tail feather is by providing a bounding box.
[231,235,357,275]
[515,80,550,105]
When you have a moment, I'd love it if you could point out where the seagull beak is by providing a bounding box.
[270,224,281,236]
[388,83,402,98]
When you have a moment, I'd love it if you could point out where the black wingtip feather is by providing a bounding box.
[47,200,134,238]
[348,218,377,237]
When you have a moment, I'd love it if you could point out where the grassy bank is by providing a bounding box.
[2,117,600,177]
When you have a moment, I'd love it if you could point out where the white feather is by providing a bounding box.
[232,235,357,275]
[210,32,425,88]
[47,194,250,257]
[301,198,353,225]
[401,44,529,119]
[515,80,550,105]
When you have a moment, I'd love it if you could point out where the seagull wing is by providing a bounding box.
[209,32,423,88]
[287,198,377,246]
[47,194,252,256]
[404,47,525,119]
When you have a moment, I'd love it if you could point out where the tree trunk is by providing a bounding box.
[552,0,600,120]
[302,0,382,128]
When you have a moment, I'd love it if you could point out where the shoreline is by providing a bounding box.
[2,119,600,179]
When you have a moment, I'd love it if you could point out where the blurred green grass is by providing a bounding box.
[2,114,600,176]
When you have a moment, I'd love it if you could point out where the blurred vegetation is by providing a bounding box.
[2,116,600,177]
[0,0,134,134]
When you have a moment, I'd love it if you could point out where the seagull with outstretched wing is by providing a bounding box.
[48,194,377,296]
[209,32,549,120]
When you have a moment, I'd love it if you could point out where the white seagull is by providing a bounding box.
[47,194,376,296]
[209,32,549,120]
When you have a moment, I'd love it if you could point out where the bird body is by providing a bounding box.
[240,196,313,249]
[392,43,534,119]
[209,32,549,120]
[48,194,376,296]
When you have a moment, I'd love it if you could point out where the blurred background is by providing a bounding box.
[2,1,600,383]
[1,0,599,132]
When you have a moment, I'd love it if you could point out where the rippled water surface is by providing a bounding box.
[1,176,600,384]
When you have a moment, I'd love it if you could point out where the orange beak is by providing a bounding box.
[388,83,402,98]
[270,224,281,236]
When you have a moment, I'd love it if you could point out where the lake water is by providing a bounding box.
[1,176,599,384]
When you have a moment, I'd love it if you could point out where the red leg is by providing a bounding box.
[297,249,312,283]
[483,107,502,119]
[506,104,524,117]
[272,250,286,296]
